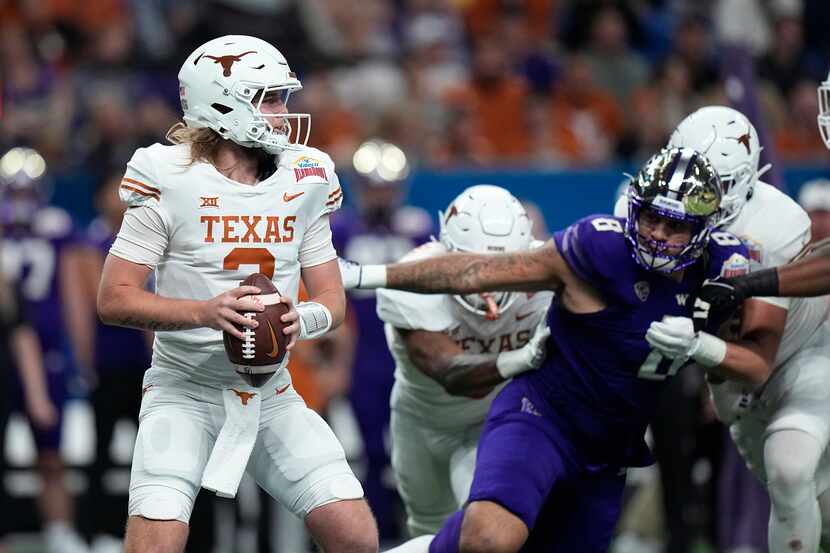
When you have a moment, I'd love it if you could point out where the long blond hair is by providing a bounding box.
[166,122,276,179]
[165,122,222,165]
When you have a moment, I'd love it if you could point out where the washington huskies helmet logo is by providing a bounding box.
[634,281,650,302]
[197,51,257,77]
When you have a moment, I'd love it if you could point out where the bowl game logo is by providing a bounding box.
[720,253,750,278]
[293,156,327,182]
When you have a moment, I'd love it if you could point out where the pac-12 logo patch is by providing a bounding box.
[293,156,327,182]
[634,280,650,302]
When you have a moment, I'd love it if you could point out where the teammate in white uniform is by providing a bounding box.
[375,186,552,536]
[619,106,830,552]
[96,35,376,553]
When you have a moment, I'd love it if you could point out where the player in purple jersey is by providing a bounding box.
[0,147,90,553]
[74,168,152,543]
[331,143,435,540]
[340,146,776,553]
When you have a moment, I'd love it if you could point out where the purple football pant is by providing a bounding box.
[430,377,626,553]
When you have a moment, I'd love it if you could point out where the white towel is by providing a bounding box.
[201,387,262,498]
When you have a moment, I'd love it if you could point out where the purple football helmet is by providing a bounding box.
[0,147,49,228]
[625,147,724,273]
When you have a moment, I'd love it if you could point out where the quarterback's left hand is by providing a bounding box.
[646,316,698,360]
[278,295,300,351]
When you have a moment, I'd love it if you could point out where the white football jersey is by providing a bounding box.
[377,241,554,429]
[728,182,828,364]
[114,142,342,387]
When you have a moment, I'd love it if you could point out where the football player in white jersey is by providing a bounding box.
[376,185,552,537]
[96,35,376,553]
[619,106,830,552]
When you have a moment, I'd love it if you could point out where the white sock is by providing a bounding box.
[764,430,823,553]
[383,534,434,553]
[45,521,72,540]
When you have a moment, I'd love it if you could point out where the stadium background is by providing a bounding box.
[2,0,830,552]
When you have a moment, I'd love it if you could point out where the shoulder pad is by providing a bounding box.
[120,144,166,208]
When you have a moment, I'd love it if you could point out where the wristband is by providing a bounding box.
[358,265,387,289]
[689,331,727,368]
[735,268,779,298]
[296,302,332,340]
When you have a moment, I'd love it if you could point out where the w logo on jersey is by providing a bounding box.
[675,293,689,306]
[293,156,327,182]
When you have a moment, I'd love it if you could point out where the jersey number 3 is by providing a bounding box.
[223,248,275,278]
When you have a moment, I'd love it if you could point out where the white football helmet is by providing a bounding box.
[818,70,830,149]
[439,185,533,319]
[178,35,310,154]
[668,106,767,226]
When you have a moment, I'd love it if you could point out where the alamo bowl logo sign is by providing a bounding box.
[293,156,327,182]
[720,253,750,278]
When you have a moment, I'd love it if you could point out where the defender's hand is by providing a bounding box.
[337,257,363,289]
[198,285,264,339]
[692,277,745,333]
[496,321,551,378]
[524,322,552,370]
[646,316,697,360]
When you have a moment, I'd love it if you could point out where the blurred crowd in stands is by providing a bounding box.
[2,1,830,552]
[2,0,830,183]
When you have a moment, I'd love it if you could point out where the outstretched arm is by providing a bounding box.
[694,237,830,330]
[775,237,830,296]
[343,240,566,294]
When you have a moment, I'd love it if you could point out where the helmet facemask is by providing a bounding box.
[624,147,723,273]
[240,83,310,154]
[438,185,532,320]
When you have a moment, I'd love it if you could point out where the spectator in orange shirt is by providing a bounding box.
[548,53,623,166]
[443,34,531,164]
[776,79,830,163]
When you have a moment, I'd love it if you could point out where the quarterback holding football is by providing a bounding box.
[96,35,377,553]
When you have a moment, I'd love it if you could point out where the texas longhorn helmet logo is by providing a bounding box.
[196,50,257,77]
[731,132,752,155]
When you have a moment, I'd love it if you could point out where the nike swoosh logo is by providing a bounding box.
[266,320,280,358]
[275,383,290,395]
[515,312,534,321]
[283,191,304,202]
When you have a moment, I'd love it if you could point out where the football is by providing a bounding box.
[222,273,290,387]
